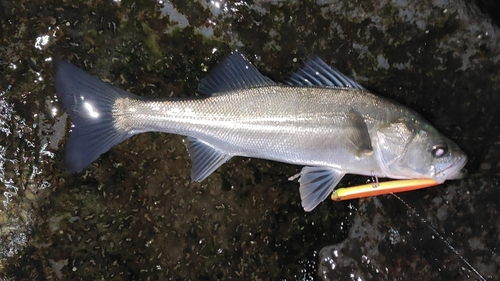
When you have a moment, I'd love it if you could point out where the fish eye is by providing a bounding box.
[432,143,448,158]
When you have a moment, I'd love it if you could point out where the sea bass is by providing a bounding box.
[54,53,467,211]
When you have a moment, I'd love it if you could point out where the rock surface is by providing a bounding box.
[0,0,498,279]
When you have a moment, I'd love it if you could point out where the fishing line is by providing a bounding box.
[390,193,486,281]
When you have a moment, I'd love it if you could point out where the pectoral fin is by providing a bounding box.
[346,109,373,157]
[185,137,232,182]
[298,166,345,211]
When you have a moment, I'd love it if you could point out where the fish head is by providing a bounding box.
[376,115,468,183]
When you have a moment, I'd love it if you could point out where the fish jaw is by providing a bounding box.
[432,155,468,183]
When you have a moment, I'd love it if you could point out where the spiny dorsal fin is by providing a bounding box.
[286,57,366,90]
[198,52,276,95]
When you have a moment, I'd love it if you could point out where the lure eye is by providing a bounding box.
[432,143,448,158]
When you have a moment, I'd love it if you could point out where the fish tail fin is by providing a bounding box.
[55,60,140,172]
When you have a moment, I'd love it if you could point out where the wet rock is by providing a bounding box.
[0,0,499,279]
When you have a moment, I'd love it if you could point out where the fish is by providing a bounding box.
[54,52,468,211]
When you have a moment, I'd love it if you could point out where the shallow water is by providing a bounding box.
[1,0,499,279]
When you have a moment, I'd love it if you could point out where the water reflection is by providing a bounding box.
[83,102,100,118]
[0,66,58,271]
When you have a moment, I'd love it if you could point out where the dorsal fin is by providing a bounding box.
[286,57,366,90]
[198,52,276,95]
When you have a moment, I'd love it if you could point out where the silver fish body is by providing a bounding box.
[55,53,468,211]
[117,87,419,176]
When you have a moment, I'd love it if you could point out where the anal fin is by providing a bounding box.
[186,137,232,182]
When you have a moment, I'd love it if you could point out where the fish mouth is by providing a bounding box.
[435,156,468,182]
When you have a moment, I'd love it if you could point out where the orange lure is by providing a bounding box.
[331,179,439,201]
